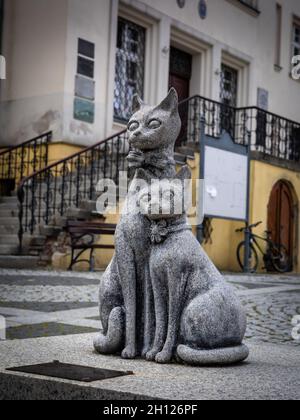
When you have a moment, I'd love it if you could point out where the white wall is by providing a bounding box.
[62,0,112,146]
[1,0,300,147]
[0,0,68,146]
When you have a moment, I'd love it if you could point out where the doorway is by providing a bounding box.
[169,47,192,145]
[268,180,296,271]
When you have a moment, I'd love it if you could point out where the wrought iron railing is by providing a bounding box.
[18,130,128,250]
[236,107,300,163]
[17,96,300,251]
[177,96,237,145]
[0,132,51,194]
[178,96,300,164]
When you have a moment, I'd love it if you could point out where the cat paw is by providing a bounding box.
[155,350,173,364]
[146,349,159,361]
[121,346,137,360]
[141,347,151,359]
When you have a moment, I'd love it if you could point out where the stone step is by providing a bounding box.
[0,235,19,245]
[30,235,47,247]
[0,225,19,235]
[174,152,187,165]
[79,200,97,212]
[0,217,19,226]
[185,141,199,151]
[0,244,19,255]
[0,255,41,269]
[0,203,19,210]
[176,146,196,160]
[39,225,62,237]
[0,196,18,204]
[65,208,91,219]
[0,208,19,218]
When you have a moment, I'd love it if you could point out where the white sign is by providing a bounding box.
[0,55,6,80]
[292,55,300,80]
[203,146,248,221]
[0,316,6,340]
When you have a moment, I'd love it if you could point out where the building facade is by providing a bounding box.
[0,0,299,272]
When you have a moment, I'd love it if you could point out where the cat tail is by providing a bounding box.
[177,344,249,366]
[94,306,125,355]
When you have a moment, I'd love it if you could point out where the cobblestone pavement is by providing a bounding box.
[0,269,299,348]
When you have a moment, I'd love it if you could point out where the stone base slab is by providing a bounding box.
[0,333,299,400]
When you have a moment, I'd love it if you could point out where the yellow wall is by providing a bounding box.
[48,143,84,166]
[202,159,300,273]
[249,160,300,273]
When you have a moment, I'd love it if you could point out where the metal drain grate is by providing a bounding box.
[7,361,134,383]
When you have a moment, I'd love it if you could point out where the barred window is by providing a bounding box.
[114,18,146,122]
[292,20,300,58]
[220,64,238,108]
[238,0,258,10]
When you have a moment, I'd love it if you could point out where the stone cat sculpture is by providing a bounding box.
[137,168,249,365]
[94,88,181,359]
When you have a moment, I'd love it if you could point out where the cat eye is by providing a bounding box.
[148,119,161,130]
[128,121,140,132]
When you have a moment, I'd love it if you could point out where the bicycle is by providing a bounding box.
[236,221,291,274]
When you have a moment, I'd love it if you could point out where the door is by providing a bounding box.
[169,47,192,145]
[268,181,295,270]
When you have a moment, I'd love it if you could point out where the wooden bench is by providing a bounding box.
[65,221,116,272]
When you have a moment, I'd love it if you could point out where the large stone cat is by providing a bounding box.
[137,170,249,365]
[94,89,181,359]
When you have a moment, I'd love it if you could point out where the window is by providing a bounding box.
[275,4,282,69]
[73,38,96,124]
[292,19,300,59]
[114,18,146,122]
[0,0,4,54]
[220,64,238,137]
[238,0,258,11]
[227,0,260,15]
[220,64,238,108]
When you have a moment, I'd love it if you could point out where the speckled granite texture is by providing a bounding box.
[94,89,249,365]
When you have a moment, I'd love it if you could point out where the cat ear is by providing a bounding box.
[175,165,192,181]
[156,88,178,113]
[132,94,144,113]
[136,168,153,183]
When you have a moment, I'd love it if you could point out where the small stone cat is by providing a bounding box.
[137,168,249,365]
[94,89,181,359]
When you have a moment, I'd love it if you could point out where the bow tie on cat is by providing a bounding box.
[127,149,174,170]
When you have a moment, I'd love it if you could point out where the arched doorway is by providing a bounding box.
[268,181,296,271]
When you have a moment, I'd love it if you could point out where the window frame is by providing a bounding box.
[226,0,260,17]
[292,18,300,59]
[274,3,283,71]
[113,17,146,124]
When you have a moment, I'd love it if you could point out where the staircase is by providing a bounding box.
[0,193,41,267]
[0,132,51,268]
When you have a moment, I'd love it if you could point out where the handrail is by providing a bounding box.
[0,131,52,156]
[0,131,52,190]
[18,130,126,190]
